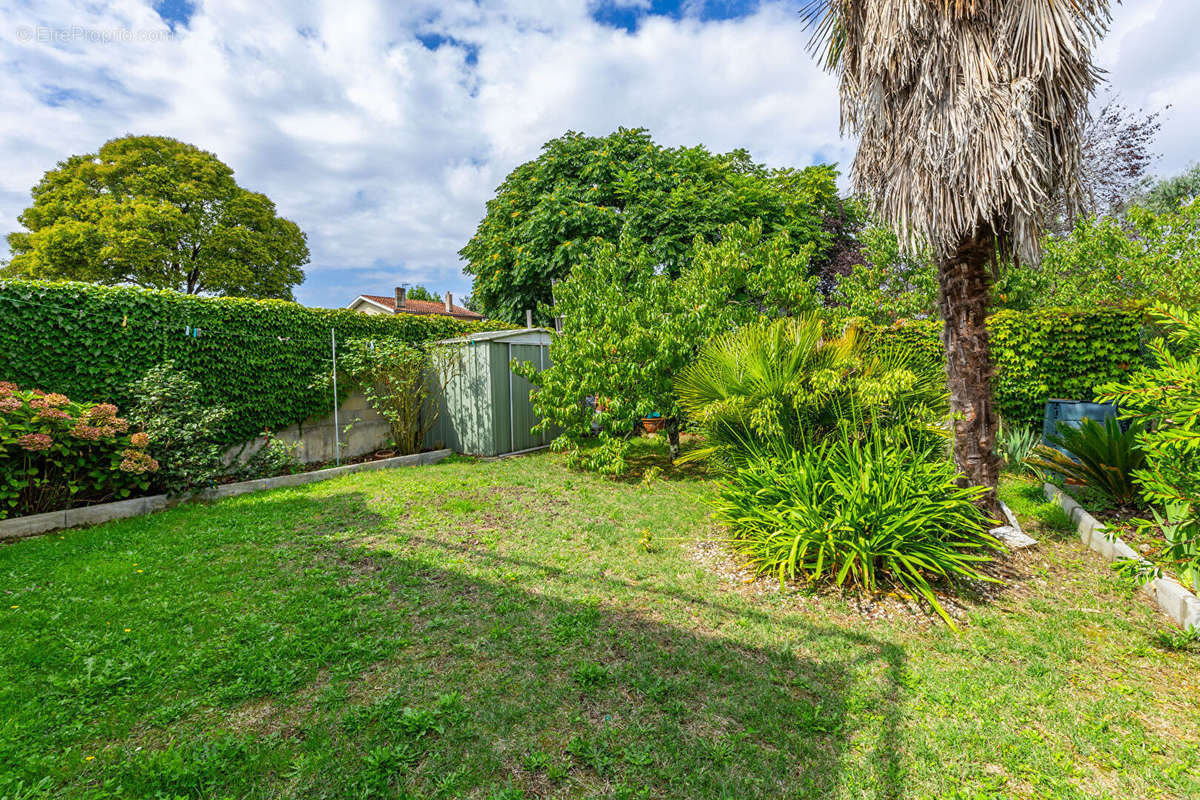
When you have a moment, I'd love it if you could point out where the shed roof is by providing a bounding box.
[436,327,554,345]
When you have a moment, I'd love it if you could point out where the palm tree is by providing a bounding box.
[803,0,1111,508]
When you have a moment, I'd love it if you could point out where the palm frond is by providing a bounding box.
[1027,416,1146,507]
[802,0,1111,264]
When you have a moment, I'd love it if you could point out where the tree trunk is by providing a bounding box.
[937,229,1002,514]
[666,419,681,462]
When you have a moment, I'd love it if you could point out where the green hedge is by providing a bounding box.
[0,280,508,444]
[862,306,1147,428]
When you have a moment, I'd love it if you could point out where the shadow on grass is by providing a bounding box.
[6,488,909,800]
[567,433,714,485]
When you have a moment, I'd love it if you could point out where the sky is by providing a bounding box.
[0,0,1195,309]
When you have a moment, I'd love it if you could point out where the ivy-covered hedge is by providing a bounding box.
[0,280,508,444]
[863,306,1147,428]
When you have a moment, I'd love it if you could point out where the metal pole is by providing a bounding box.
[331,328,340,466]
[551,279,562,333]
[508,342,515,455]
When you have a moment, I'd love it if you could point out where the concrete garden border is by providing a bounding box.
[0,449,452,543]
[1043,483,1200,630]
[993,501,1038,550]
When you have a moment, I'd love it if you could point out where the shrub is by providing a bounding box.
[0,382,156,518]
[1097,304,1200,587]
[127,363,231,495]
[233,431,302,481]
[1039,202,1200,308]
[335,339,463,455]
[713,433,1001,625]
[861,306,1146,428]
[1027,417,1147,509]
[520,223,781,473]
[675,315,946,469]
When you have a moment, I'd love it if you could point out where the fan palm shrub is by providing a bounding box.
[713,431,1001,625]
[675,315,946,469]
[1027,417,1147,509]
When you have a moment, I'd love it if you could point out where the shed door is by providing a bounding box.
[508,343,547,453]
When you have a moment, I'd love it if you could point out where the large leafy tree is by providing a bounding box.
[4,136,308,299]
[805,0,1110,508]
[1039,201,1200,308]
[461,127,847,324]
[405,285,441,303]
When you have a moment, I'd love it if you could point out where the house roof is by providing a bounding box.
[352,294,484,320]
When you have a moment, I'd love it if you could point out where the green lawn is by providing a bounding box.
[1,441,1197,799]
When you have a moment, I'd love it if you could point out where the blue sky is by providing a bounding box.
[1,0,1196,309]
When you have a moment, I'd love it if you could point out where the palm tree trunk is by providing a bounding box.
[938,229,1001,513]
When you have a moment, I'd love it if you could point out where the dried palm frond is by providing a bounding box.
[803,0,1112,264]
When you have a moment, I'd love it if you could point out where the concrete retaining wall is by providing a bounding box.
[0,449,452,543]
[225,390,393,466]
[1043,483,1200,630]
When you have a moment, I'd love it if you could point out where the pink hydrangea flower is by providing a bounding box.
[0,397,22,413]
[71,423,104,441]
[18,433,53,451]
[129,431,150,448]
[0,381,16,396]
[36,408,71,422]
[88,403,119,420]
[29,397,49,410]
[43,393,69,408]
[119,449,159,474]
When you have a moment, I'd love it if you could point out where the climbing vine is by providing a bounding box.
[0,280,508,444]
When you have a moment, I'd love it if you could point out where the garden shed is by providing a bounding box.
[424,328,556,457]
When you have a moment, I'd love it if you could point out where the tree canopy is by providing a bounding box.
[828,196,1200,322]
[1047,97,1163,231]
[460,127,849,324]
[4,135,309,300]
[1137,165,1200,215]
[403,285,443,303]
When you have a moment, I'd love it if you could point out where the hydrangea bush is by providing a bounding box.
[0,382,156,519]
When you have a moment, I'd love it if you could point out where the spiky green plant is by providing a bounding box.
[713,431,1002,626]
[1027,417,1147,508]
[675,315,946,469]
[997,423,1040,474]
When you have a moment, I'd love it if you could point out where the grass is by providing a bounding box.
[0,442,1197,799]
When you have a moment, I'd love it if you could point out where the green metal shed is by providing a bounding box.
[424,328,556,457]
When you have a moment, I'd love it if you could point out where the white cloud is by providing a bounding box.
[0,1,1194,307]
